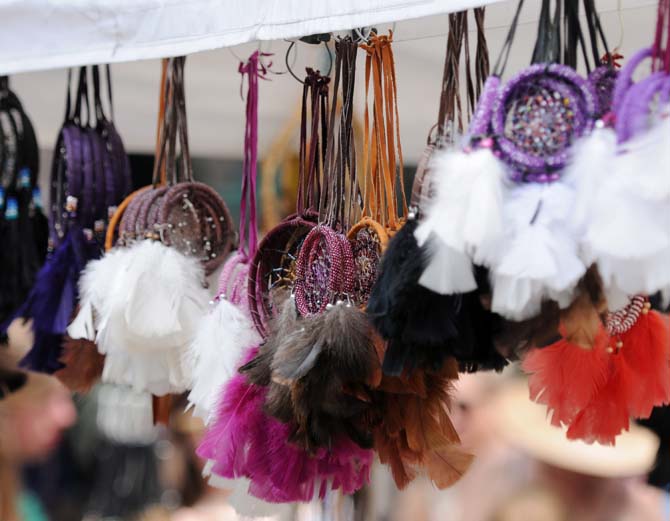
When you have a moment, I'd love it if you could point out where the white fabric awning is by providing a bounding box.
[0,0,503,75]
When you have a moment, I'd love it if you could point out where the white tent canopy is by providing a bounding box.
[0,0,504,75]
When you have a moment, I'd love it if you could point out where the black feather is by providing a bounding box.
[368,219,508,376]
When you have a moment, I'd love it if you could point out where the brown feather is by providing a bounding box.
[54,336,105,393]
[240,288,297,386]
[270,302,380,451]
[494,265,607,357]
[560,266,607,349]
[370,358,473,489]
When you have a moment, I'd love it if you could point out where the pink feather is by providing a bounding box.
[197,346,372,503]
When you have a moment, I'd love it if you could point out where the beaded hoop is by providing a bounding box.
[105,186,150,251]
[138,186,169,238]
[616,70,670,144]
[491,63,597,182]
[346,218,388,305]
[294,225,354,316]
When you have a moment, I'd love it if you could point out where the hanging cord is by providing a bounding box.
[174,57,193,184]
[151,59,169,187]
[322,37,358,229]
[151,58,176,187]
[532,0,561,65]
[493,0,525,76]
[297,68,330,216]
[652,0,670,72]
[360,31,406,230]
[238,50,269,260]
[474,7,490,100]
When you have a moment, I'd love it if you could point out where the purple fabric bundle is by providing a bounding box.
[11,65,132,372]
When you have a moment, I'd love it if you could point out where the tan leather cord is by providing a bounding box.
[360,31,406,233]
[104,60,170,251]
[157,58,168,185]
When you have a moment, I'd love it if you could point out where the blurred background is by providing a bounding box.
[2,1,669,520]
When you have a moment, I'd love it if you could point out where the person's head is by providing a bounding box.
[0,369,76,462]
[491,486,567,521]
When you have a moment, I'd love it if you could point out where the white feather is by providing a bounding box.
[416,148,507,267]
[572,112,670,298]
[185,297,260,423]
[202,461,293,518]
[491,181,585,320]
[418,234,477,294]
[91,240,212,395]
[123,240,209,340]
[566,126,617,237]
[415,147,507,295]
[96,383,157,445]
[615,112,670,201]
[66,300,96,341]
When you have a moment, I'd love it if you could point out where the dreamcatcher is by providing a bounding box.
[67,57,234,405]
[185,50,267,423]
[11,66,131,373]
[0,76,46,327]
[522,0,670,445]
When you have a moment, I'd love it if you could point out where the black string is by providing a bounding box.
[493,0,525,76]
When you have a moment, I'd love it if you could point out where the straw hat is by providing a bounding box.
[493,380,659,478]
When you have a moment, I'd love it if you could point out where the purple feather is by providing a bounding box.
[14,224,101,372]
[197,345,372,503]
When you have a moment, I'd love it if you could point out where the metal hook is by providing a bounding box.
[285,40,333,84]
[353,27,377,43]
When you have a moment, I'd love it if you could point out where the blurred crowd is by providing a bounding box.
[1,318,668,521]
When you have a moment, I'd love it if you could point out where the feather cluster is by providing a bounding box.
[522,272,670,445]
[69,239,209,395]
[368,219,507,375]
[417,146,587,322]
[369,356,473,489]
[184,283,260,423]
[198,345,373,503]
[15,224,101,373]
[242,291,379,452]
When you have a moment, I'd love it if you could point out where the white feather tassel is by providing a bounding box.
[96,383,157,445]
[491,181,586,320]
[415,147,507,265]
[566,125,617,238]
[577,114,670,297]
[123,240,209,341]
[87,240,211,395]
[418,234,476,294]
[415,147,507,295]
[185,297,260,423]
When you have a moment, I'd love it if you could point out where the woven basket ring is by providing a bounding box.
[247,211,318,337]
[157,181,234,274]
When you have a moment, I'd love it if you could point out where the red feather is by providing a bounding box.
[522,287,611,428]
[566,353,631,445]
[618,309,670,418]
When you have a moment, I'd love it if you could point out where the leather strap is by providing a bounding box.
[653,0,670,72]
[322,36,358,229]
[360,31,406,231]
[238,51,267,260]
[298,69,330,216]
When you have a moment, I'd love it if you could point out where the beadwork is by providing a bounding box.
[605,295,648,336]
